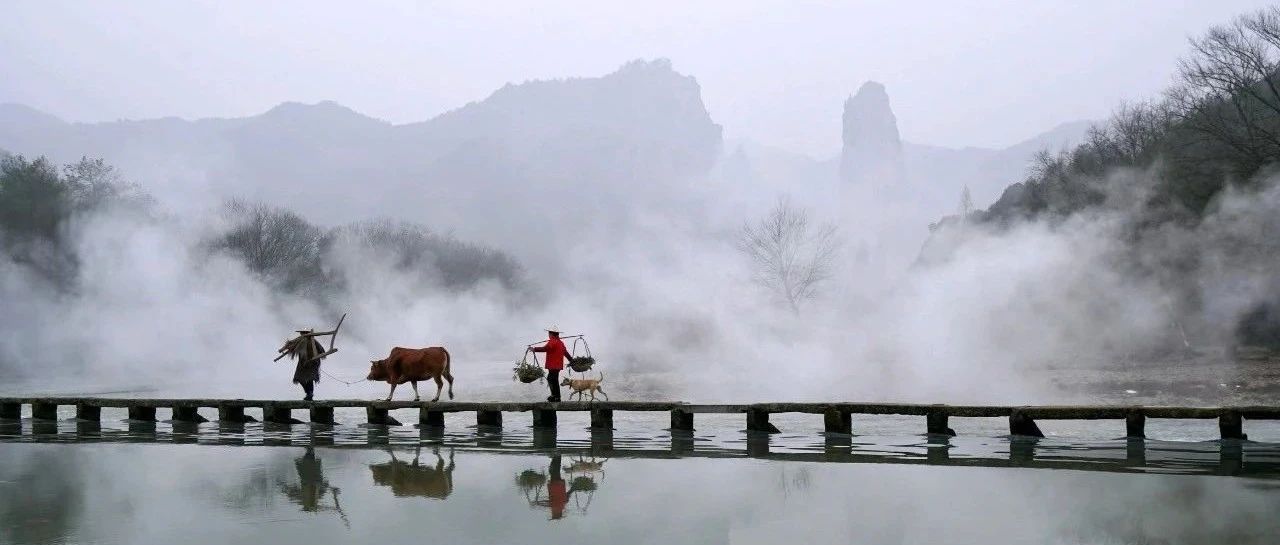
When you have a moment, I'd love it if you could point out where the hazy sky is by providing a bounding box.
[1,0,1275,154]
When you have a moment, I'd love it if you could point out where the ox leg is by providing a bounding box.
[386,383,397,401]
[412,381,420,402]
[432,376,443,402]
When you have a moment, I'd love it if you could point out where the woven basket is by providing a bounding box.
[514,363,545,383]
[568,356,596,373]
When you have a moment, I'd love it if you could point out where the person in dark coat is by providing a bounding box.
[285,334,326,401]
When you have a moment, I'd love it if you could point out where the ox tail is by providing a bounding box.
[442,347,455,399]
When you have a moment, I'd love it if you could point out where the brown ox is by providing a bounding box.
[369,448,454,500]
[366,346,455,401]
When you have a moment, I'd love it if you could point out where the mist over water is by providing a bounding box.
[6,6,1280,545]
[0,117,1275,405]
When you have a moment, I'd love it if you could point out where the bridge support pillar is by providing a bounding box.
[590,409,613,430]
[670,409,694,432]
[591,429,614,451]
[309,407,335,425]
[927,412,956,436]
[172,406,208,423]
[420,409,445,428]
[823,408,851,435]
[927,437,951,464]
[263,404,298,425]
[32,419,59,434]
[215,421,246,445]
[1126,438,1146,465]
[533,409,557,429]
[217,406,256,423]
[127,406,156,422]
[1009,410,1044,438]
[31,402,58,421]
[366,406,400,426]
[533,428,557,449]
[746,409,780,434]
[671,430,695,455]
[746,433,770,456]
[1219,410,1247,440]
[76,418,101,435]
[1125,412,1146,438]
[1220,440,1244,475]
[76,404,100,422]
[477,410,502,428]
[0,402,19,420]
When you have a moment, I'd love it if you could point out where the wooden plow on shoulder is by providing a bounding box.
[275,313,347,365]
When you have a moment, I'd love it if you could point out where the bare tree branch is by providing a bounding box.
[737,196,841,313]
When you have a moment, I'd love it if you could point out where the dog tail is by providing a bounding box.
[597,371,603,383]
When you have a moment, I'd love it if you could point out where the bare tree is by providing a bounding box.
[215,199,327,293]
[958,185,974,219]
[737,196,840,313]
[1169,7,1280,169]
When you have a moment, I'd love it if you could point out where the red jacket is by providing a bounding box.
[535,337,568,370]
[548,478,567,519]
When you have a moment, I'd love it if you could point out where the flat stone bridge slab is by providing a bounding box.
[0,398,1274,439]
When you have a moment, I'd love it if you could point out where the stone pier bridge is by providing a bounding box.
[1,397,1276,440]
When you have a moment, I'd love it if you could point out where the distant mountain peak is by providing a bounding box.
[849,81,890,103]
[0,103,66,127]
[256,100,384,123]
[614,57,675,74]
[841,81,904,186]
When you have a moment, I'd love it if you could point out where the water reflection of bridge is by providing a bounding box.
[1,420,1277,479]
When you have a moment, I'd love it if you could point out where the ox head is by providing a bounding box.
[367,359,389,381]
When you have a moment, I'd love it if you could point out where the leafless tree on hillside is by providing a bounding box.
[1169,7,1280,167]
[216,199,326,292]
[958,185,974,219]
[737,196,840,313]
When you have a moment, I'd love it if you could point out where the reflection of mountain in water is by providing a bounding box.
[369,447,455,500]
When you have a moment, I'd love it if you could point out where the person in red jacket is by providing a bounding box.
[531,327,568,402]
[547,454,568,520]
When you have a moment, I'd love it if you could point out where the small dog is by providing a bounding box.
[561,372,608,401]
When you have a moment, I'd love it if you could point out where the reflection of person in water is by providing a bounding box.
[547,454,568,520]
[279,447,349,528]
[293,447,326,511]
[521,454,603,519]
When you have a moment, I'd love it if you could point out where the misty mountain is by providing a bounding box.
[902,120,1094,208]
[840,81,905,188]
[923,10,1280,351]
[721,88,1091,221]
[0,59,721,274]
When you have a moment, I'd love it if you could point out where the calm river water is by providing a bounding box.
[1,410,1280,545]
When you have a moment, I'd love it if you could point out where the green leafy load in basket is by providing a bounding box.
[568,356,596,373]
[513,361,545,383]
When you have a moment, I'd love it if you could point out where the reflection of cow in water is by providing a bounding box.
[369,447,455,500]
